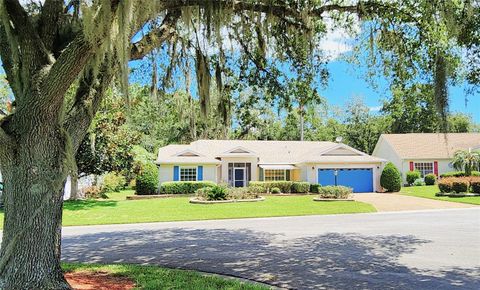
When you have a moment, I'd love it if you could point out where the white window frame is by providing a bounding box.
[414,162,434,177]
[264,169,287,181]
[179,166,197,181]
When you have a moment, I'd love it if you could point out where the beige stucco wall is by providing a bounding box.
[219,157,258,184]
[158,164,218,185]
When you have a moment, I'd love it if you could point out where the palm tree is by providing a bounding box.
[452,149,480,176]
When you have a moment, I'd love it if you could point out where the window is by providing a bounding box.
[414,162,433,177]
[180,167,197,181]
[264,169,287,181]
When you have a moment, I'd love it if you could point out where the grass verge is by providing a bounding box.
[400,185,480,205]
[62,263,269,290]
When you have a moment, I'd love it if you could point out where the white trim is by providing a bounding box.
[179,166,198,181]
[233,167,246,187]
[217,146,257,157]
[173,149,205,157]
[259,164,297,170]
[317,143,368,157]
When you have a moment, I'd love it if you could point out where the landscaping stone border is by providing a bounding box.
[435,192,480,197]
[313,197,354,202]
[189,197,265,204]
[126,194,193,200]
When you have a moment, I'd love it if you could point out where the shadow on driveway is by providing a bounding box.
[62,228,480,289]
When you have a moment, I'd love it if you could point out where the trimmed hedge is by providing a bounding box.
[249,181,311,193]
[471,177,480,194]
[438,178,453,193]
[380,162,402,192]
[439,177,471,193]
[249,181,293,193]
[317,186,352,199]
[440,171,480,178]
[424,173,436,185]
[452,178,469,193]
[310,183,321,193]
[406,171,421,185]
[159,181,216,194]
[291,182,310,193]
[135,163,159,195]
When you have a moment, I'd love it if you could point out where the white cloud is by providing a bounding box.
[369,106,382,112]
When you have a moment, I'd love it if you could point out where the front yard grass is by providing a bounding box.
[62,263,269,290]
[0,190,375,228]
[400,185,480,205]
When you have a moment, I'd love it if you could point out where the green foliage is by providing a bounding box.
[196,185,228,201]
[317,186,352,199]
[249,181,293,193]
[310,183,321,193]
[424,174,437,186]
[470,178,480,194]
[452,150,480,176]
[413,179,426,186]
[291,182,310,193]
[159,181,216,195]
[247,185,266,194]
[406,171,421,186]
[380,162,402,192]
[76,93,139,177]
[270,187,281,194]
[83,186,107,199]
[451,178,470,193]
[102,172,126,193]
[438,179,453,193]
[440,171,480,177]
[226,187,259,200]
[135,163,158,195]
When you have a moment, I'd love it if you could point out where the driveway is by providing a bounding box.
[61,208,480,289]
[353,193,476,212]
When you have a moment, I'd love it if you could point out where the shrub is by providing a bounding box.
[135,163,159,195]
[101,172,126,193]
[380,162,402,192]
[438,178,453,193]
[406,171,421,185]
[310,183,321,193]
[248,185,267,194]
[317,186,352,199]
[271,187,281,194]
[291,182,310,193]
[83,186,107,199]
[196,185,228,201]
[159,181,216,194]
[470,177,480,194]
[226,187,259,200]
[440,171,480,178]
[451,178,469,193]
[424,174,436,185]
[249,181,293,193]
[413,179,425,186]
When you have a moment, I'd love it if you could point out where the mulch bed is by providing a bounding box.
[65,271,135,290]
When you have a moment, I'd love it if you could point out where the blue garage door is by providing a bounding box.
[317,168,373,193]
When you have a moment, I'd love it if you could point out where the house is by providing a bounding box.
[372,133,480,182]
[156,140,386,193]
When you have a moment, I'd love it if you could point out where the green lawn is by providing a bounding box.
[0,190,375,228]
[62,263,269,290]
[400,185,480,205]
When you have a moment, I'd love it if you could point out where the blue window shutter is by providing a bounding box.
[197,166,203,181]
[173,166,179,181]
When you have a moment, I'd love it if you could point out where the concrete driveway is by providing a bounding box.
[353,193,477,212]
[61,208,480,289]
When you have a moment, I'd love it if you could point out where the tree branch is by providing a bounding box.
[130,10,181,60]
[38,0,64,51]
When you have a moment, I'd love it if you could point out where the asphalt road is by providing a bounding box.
[61,208,480,289]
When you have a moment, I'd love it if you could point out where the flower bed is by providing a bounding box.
[191,185,263,203]
[313,186,353,201]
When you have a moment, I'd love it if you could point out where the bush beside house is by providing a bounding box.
[440,171,480,178]
[380,162,402,192]
[424,173,436,185]
[136,163,159,195]
[249,181,312,193]
[159,181,216,194]
[406,171,421,186]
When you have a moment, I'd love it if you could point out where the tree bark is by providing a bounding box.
[69,172,79,201]
[0,118,71,289]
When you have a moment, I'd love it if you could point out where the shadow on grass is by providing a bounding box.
[62,228,480,289]
[63,199,118,211]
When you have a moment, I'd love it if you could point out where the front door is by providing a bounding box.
[234,168,245,187]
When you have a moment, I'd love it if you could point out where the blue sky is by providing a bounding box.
[320,60,480,122]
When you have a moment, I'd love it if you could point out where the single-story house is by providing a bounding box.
[372,133,480,182]
[156,140,386,193]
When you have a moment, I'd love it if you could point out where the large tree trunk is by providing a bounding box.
[69,171,80,201]
[0,115,72,289]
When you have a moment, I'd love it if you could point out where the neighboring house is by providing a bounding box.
[372,133,480,182]
[156,140,386,193]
